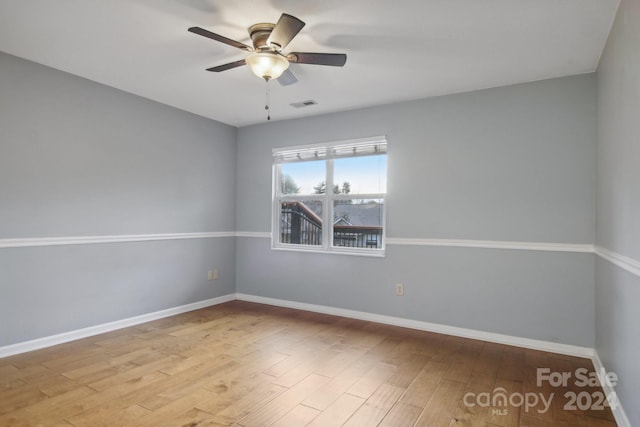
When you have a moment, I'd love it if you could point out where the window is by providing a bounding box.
[272,136,387,256]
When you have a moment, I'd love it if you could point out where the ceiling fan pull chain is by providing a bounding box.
[265,79,271,121]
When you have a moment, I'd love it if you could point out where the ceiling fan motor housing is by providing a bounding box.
[249,23,276,50]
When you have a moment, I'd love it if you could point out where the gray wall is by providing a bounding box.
[0,52,237,345]
[236,74,597,347]
[0,44,607,364]
[596,0,640,423]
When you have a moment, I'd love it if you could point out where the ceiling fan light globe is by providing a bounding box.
[246,52,289,80]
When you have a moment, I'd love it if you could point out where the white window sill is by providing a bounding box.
[271,244,386,258]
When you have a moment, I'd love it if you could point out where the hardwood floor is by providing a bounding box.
[0,301,617,426]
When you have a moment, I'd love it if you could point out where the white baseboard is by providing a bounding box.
[0,291,593,360]
[235,293,594,358]
[592,351,632,427]
[0,294,236,358]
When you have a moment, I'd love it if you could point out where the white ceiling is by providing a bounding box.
[0,0,619,127]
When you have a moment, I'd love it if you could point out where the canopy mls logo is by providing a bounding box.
[463,367,619,415]
[463,387,553,415]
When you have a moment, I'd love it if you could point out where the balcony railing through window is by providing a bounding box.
[280,202,322,245]
[280,202,383,249]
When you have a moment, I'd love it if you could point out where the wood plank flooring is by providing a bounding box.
[0,301,617,426]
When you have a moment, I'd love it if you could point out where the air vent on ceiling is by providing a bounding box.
[290,100,318,108]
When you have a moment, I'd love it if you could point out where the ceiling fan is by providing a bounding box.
[188,13,347,86]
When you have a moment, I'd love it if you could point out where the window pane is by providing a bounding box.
[333,155,387,195]
[280,160,326,195]
[280,200,323,246]
[333,199,384,249]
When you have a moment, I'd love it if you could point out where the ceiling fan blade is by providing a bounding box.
[287,52,347,67]
[206,59,247,72]
[277,68,298,86]
[188,27,253,52]
[266,14,305,50]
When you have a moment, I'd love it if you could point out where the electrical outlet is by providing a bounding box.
[208,269,219,281]
[395,283,404,296]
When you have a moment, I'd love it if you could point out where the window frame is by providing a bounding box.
[271,136,387,257]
